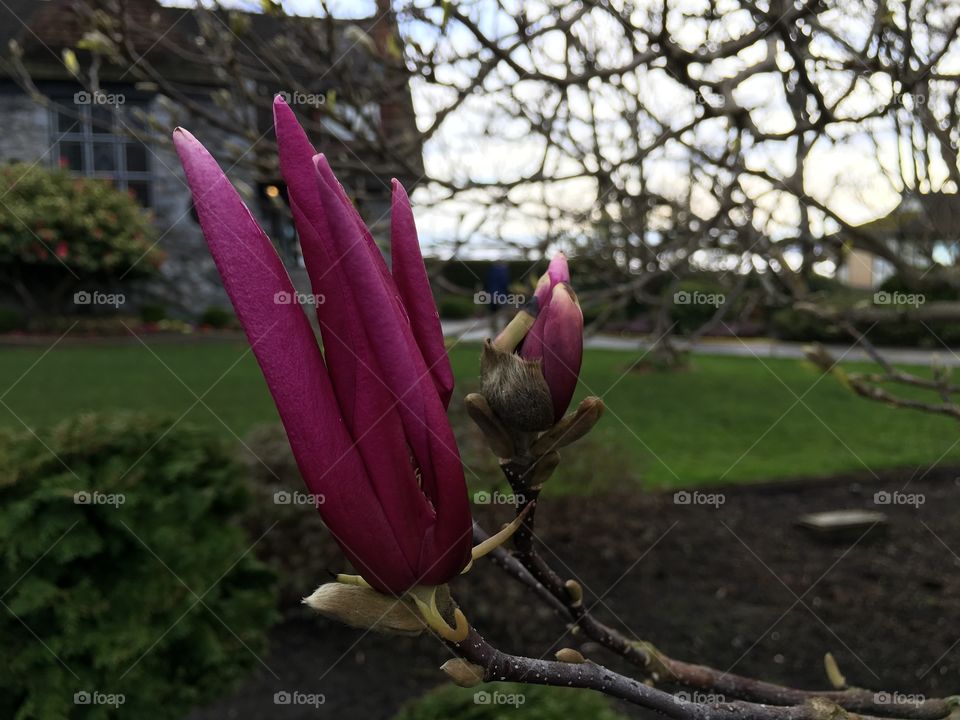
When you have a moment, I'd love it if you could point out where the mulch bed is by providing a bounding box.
[187,465,960,719]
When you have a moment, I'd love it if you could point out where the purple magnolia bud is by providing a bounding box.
[520,254,584,422]
[172,99,473,595]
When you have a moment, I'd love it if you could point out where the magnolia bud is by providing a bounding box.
[441,658,485,687]
[480,341,554,432]
[464,393,515,458]
[555,648,587,664]
[531,396,605,455]
[303,583,424,636]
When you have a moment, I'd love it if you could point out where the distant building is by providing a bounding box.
[0,0,422,315]
[836,193,960,289]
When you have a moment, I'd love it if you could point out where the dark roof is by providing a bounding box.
[856,192,960,243]
[0,0,423,180]
[1,0,385,86]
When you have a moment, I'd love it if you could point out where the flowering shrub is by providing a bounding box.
[0,164,160,314]
[0,413,276,719]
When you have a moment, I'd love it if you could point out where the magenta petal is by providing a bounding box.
[273,99,435,573]
[390,180,455,408]
[547,252,570,284]
[174,127,417,593]
[540,282,584,421]
[314,157,472,579]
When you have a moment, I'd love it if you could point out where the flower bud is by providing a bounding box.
[303,583,425,636]
[555,648,587,664]
[480,340,554,433]
[523,280,583,422]
[441,659,485,687]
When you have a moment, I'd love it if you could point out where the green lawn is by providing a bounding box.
[1,339,958,490]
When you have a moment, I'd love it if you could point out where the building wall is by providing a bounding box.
[0,87,315,318]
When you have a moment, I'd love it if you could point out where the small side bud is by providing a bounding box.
[531,396,605,455]
[441,658,485,687]
[480,340,554,432]
[465,393,515,458]
[530,451,560,488]
[824,652,846,690]
[304,583,424,636]
[555,648,586,664]
[565,579,583,607]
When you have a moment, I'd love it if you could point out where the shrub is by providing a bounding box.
[0,163,161,314]
[438,294,477,320]
[138,304,167,323]
[392,682,630,720]
[0,306,25,332]
[240,424,345,608]
[199,306,236,329]
[0,413,276,720]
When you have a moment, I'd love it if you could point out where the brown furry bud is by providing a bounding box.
[303,583,424,636]
[480,340,554,432]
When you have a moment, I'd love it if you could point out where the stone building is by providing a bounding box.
[0,0,422,317]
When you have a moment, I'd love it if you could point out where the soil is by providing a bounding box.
[187,466,960,719]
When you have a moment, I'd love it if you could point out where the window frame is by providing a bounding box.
[49,100,153,207]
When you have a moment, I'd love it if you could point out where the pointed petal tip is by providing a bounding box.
[548,252,570,284]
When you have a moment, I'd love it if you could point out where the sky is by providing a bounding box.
[160,0,960,265]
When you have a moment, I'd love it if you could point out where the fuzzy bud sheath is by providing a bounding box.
[303,583,425,636]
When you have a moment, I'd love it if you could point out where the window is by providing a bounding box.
[50,99,153,207]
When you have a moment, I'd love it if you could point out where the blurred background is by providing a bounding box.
[1,0,959,717]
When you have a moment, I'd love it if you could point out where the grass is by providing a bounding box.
[1,338,959,490]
